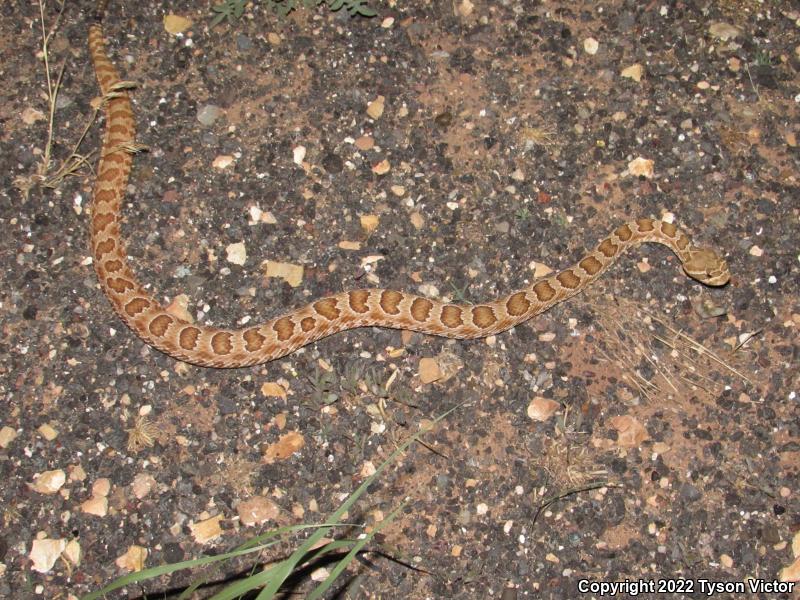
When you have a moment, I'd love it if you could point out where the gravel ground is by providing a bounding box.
[1,1,798,598]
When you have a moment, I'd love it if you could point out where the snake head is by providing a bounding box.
[683,248,730,286]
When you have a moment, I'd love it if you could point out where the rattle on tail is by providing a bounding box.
[87,4,730,368]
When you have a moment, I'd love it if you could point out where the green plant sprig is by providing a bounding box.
[211,0,376,28]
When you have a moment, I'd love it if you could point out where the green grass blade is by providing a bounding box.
[255,403,461,597]
[307,502,406,600]
[81,543,277,600]
[86,403,461,600]
[83,524,339,599]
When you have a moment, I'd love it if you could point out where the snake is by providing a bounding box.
[86,7,730,369]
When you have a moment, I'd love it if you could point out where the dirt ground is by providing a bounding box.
[1,0,798,598]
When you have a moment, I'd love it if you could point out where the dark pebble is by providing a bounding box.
[679,483,702,503]
[321,153,343,173]
[236,34,252,51]
[162,542,184,563]
[760,524,781,544]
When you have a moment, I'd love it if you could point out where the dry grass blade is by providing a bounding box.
[520,125,558,148]
[593,316,658,401]
[42,107,102,188]
[647,315,754,385]
[102,141,149,158]
[651,333,724,390]
[732,328,763,353]
[532,481,622,526]
[17,1,103,197]
[584,294,753,404]
[38,0,68,178]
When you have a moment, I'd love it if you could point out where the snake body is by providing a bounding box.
[87,15,730,369]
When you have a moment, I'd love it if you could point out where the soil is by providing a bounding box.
[1,1,798,598]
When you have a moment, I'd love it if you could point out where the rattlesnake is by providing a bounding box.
[87,10,730,369]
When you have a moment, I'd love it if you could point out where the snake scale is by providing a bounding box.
[87,6,730,369]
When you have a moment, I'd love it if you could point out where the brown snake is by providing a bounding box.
[87,11,730,369]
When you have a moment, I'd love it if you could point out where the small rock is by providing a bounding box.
[628,157,654,178]
[22,107,46,125]
[189,516,223,544]
[237,496,280,526]
[38,424,58,441]
[81,495,108,517]
[434,111,453,129]
[164,14,192,35]
[264,260,303,287]
[455,0,474,17]
[355,135,374,150]
[31,469,66,495]
[63,540,81,567]
[372,159,391,175]
[212,155,234,169]
[360,214,379,233]
[583,37,599,55]
[621,64,643,82]
[260,382,287,399]
[609,415,649,447]
[360,461,377,478]
[116,545,148,572]
[263,432,305,463]
[92,478,111,497]
[679,482,702,503]
[530,262,553,277]
[267,32,281,46]
[366,95,385,119]
[197,105,221,126]
[226,242,247,266]
[69,464,87,482]
[132,473,157,499]
[56,93,75,110]
[235,34,252,51]
[708,21,741,41]
[0,426,17,448]
[527,397,560,421]
[321,153,343,173]
[293,145,306,165]
[419,357,442,384]
[29,538,66,573]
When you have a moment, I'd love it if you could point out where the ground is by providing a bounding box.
[1,0,799,598]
